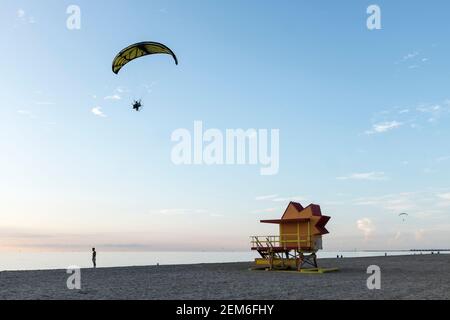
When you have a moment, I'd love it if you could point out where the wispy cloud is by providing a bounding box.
[91,106,106,117]
[415,229,426,241]
[104,87,130,100]
[251,207,280,214]
[436,156,450,163]
[158,209,189,215]
[210,213,224,217]
[337,172,388,181]
[416,103,449,123]
[255,194,306,203]
[402,51,419,61]
[16,8,35,24]
[365,121,402,135]
[393,231,402,241]
[34,101,55,106]
[417,104,441,113]
[104,94,121,100]
[437,193,450,201]
[368,99,449,133]
[252,195,308,214]
[352,189,450,215]
[255,194,278,201]
[272,196,306,202]
[153,208,210,216]
[142,82,158,94]
[357,218,375,240]
[395,51,429,71]
[116,87,128,94]
[17,9,25,19]
[17,110,35,118]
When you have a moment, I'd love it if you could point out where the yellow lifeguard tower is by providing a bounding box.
[251,202,331,271]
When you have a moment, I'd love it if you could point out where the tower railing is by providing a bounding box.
[250,234,312,250]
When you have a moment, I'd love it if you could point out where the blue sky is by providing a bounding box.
[1,0,450,252]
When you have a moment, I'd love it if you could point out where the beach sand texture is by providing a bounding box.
[0,255,449,300]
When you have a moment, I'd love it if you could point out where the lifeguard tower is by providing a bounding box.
[251,202,331,271]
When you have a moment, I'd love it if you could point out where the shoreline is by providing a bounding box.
[0,252,440,273]
[0,250,437,273]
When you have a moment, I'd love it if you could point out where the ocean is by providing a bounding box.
[0,251,427,271]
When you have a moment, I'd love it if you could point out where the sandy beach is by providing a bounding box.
[0,254,449,300]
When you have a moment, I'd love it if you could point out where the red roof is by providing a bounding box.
[290,202,304,212]
[260,201,330,235]
[315,215,331,235]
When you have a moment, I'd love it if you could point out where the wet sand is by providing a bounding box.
[0,254,449,300]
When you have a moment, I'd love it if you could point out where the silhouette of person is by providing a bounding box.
[92,248,97,268]
[132,100,142,111]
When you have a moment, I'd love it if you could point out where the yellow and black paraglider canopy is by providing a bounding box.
[112,41,178,74]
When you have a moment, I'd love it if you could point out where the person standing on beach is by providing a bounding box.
[92,248,97,268]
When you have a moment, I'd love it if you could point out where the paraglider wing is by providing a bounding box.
[112,41,178,74]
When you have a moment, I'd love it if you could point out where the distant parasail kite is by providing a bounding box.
[399,212,408,222]
[112,41,178,74]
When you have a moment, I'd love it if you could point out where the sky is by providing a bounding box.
[1,0,450,252]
